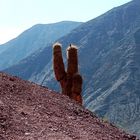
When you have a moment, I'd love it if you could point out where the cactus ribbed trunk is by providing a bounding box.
[53,43,83,105]
[72,73,83,104]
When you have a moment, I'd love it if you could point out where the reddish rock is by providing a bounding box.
[0,72,138,140]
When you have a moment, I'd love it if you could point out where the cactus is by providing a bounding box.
[53,43,83,104]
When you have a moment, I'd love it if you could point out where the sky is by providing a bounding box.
[0,0,132,44]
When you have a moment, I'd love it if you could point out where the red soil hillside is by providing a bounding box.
[0,72,138,140]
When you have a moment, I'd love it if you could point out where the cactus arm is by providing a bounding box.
[53,43,66,81]
[53,43,67,94]
[67,45,78,76]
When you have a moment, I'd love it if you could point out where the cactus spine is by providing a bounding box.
[53,43,83,104]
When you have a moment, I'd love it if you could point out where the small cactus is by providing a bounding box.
[53,43,83,104]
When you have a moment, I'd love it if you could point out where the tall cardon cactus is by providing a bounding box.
[53,43,83,104]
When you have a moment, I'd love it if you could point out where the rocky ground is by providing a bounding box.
[0,72,138,140]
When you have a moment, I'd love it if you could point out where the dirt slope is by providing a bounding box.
[0,72,138,140]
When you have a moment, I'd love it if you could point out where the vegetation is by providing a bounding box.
[53,43,83,104]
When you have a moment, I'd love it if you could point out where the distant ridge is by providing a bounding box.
[0,21,82,70]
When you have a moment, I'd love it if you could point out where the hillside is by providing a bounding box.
[0,72,137,140]
[0,21,82,70]
[4,0,140,137]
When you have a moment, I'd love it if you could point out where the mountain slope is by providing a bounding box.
[4,0,140,137]
[0,21,82,70]
[0,72,137,140]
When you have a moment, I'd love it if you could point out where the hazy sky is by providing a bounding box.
[0,0,131,44]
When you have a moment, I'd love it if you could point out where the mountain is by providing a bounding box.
[4,0,140,138]
[0,21,82,70]
[0,72,137,139]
